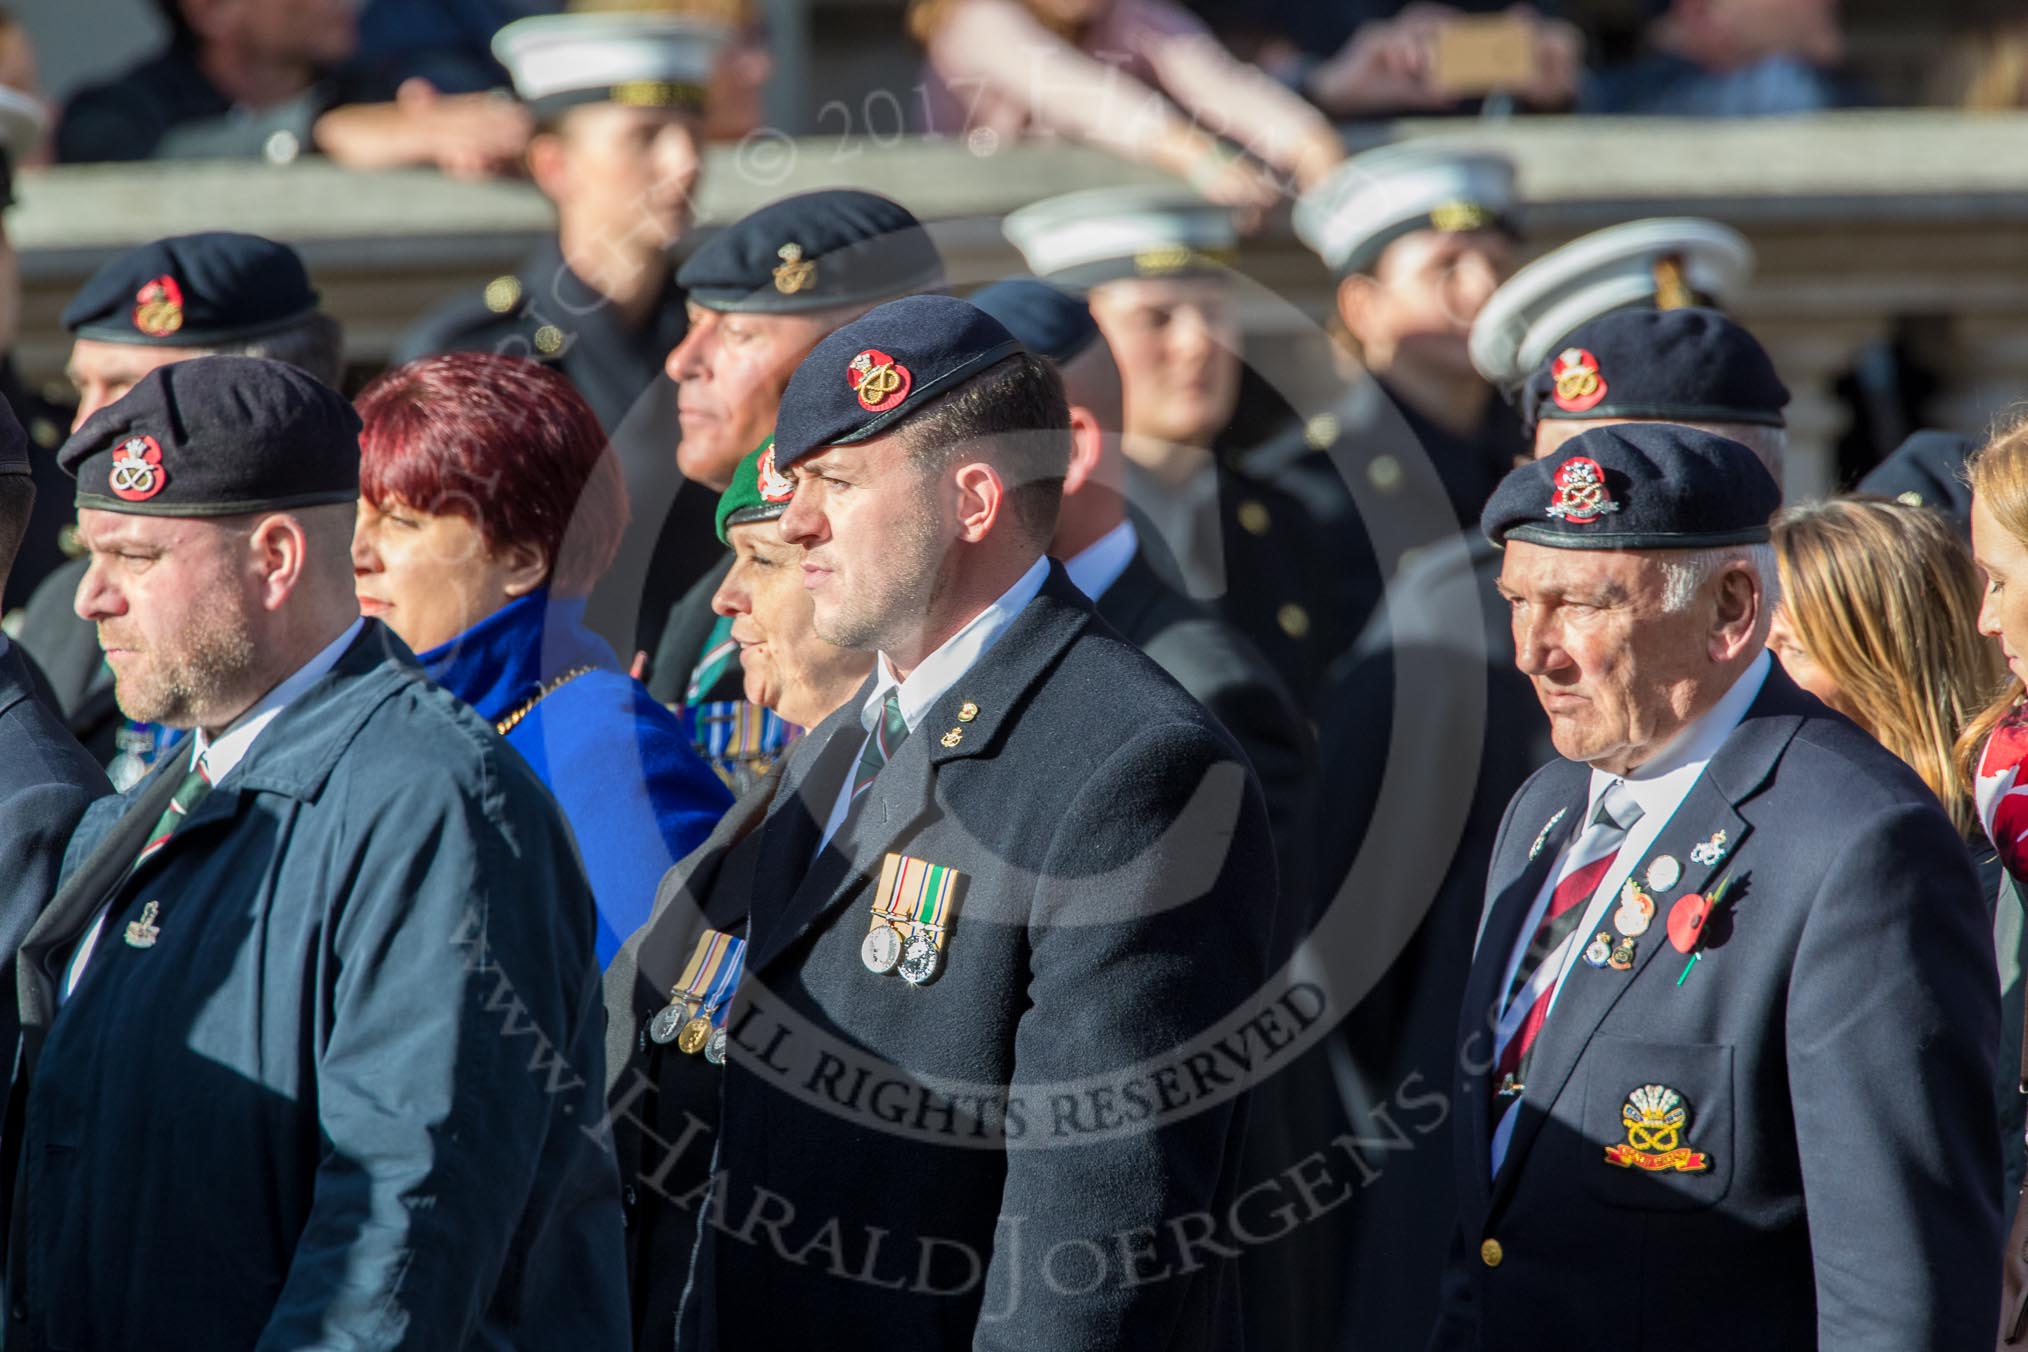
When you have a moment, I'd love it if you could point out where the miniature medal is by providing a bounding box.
[677,1014,713,1056]
[706,1028,729,1064]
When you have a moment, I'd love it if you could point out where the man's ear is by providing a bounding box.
[951,461,1006,544]
[526,130,568,201]
[1335,273,1381,350]
[250,513,310,613]
[1061,405,1105,498]
[1708,562,1764,663]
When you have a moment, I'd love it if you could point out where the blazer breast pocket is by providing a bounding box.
[1577,1034,1734,1212]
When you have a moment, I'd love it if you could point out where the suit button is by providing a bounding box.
[1480,1238,1504,1268]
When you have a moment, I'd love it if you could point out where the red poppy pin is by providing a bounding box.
[1670,872,1736,986]
[1550,347,1607,414]
[848,348,910,413]
[108,434,167,502]
[132,275,186,338]
[757,441,794,503]
[1546,455,1620,525]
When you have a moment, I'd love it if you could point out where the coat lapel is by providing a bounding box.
[1487,677,1808,1208]
[1455,778,1586,1226]
[16,757,187,1041]
[748,565,1092,974]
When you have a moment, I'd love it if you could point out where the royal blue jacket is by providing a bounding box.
[424,589,731,964]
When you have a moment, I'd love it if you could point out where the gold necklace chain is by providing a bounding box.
[494,665,598,736]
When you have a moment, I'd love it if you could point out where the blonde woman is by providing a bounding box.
[1769,496,2001,843]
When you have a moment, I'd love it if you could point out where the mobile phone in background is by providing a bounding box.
[1428,14,1540,99]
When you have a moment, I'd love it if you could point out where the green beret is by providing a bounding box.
[715,436,795,543]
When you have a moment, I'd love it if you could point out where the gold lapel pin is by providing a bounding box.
[957,701,979,722]
[940,727,963,748]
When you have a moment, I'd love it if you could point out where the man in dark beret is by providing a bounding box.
[1308,303,1794,1350]
[17,231,345,779]
[1432,423,1998,1350]
[605,295,1276,1352]
[642,188,943,723]
[1,356,628,1347]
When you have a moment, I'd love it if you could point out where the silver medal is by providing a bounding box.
[648,1003,689,1045]
[862,923,903,974]
[705,1027,729,1064]
[898,927,943,986]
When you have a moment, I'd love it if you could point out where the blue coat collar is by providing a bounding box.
[419,589,618,725]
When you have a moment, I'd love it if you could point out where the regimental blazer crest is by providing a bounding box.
[1603,1083,1710,1173]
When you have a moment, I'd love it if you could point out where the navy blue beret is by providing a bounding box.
[1482,423,1780,551]
[1855,430,1975,533]
[1521,307,1788,437]
[60,356,360,517]
[966,279,1098,365]
[772,295,1024,469]
[62,232,321,347]
[677,189,944,315]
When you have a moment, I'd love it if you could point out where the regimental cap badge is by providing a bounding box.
[1429,198,1496,233]
[756,440,794,503]
[109,433,167,502]
[847,348,911,412]
[1550,347,1607,413]
[1653,254,1696,310]
[132,274,186,338]
[774,241,816,295]
[1546,454,1619,525]
[1603,1083,1710,1173]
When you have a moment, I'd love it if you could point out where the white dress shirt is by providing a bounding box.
[1488,649,1770,1173]
[64,619,364,998]
[815,556,1050,857]
[1063,519,1138,603]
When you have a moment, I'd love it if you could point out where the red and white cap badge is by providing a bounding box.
[757,441,794,503]
[847,348,911,413]
[1546,455,1619,525]
[109,434,167,502]
[1550,347,1607,414]
[132,275,186,338]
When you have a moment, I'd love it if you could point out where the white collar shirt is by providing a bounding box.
[1063,519,1138,603]
[815,556,1050,857]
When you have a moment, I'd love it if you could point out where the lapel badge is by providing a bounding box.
[1607,935,1637,971]
[1546,454,1619,525]
[940,727,963,748]
[848,348,911,412]
[773,241,817,294]
[1603,1084,1711,1173]
[1550,347,1607,413]
[132,274,186,337]
[867,854,966,985]
[1668,872,1737,987]
[956,701,979,723]
[1528,808,1567,861]
[1582,930,1613,969]
[1690,830,1728,867]
[123,900,163,949]
[1613,878,1654,939]
[109,434,168,503]
[1644,854,1681,892]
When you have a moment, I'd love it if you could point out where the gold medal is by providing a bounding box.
[677,1015,713,1055]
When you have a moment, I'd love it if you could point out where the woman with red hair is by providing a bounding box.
[352,352,730,964]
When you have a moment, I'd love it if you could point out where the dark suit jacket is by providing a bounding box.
[1433,668,2002,1351]
[13,558,118,765]
[0,643,107,1057]
[1094,548,1315,910]
[629,564,1279,1350]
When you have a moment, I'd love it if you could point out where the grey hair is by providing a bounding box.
[1656,542,1779,614]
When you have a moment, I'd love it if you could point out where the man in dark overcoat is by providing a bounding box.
[2,357,628,1348]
